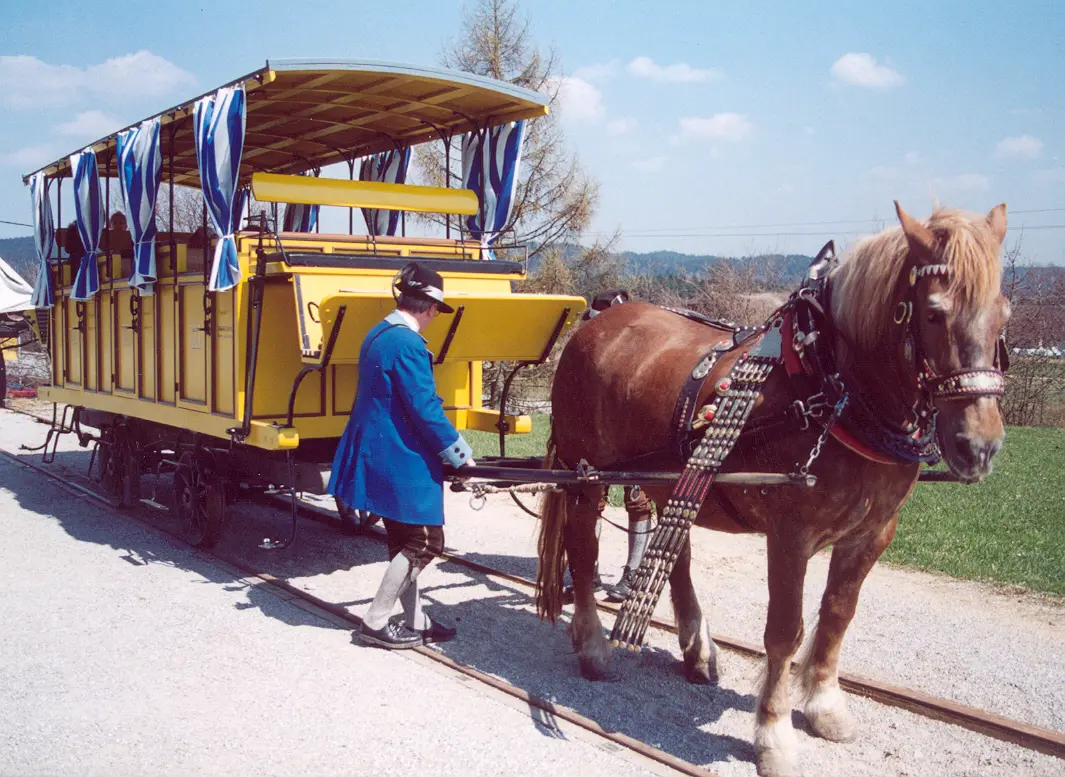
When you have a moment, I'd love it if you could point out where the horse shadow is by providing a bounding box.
[4,442,760,771]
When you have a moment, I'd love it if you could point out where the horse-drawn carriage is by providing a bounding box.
[21,57,1015,777]
[22,59,585,546]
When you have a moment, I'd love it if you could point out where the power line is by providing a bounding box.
[0,219,32,228]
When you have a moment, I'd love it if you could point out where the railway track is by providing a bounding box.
[3,405,1064,769]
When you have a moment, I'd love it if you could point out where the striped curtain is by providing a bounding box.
[29,173,55,309]
[461,121,526,259]
[359,147,410,236]
[116,118,162,295]
[282,171,318,232]
[70,150,104,301]
[194,85,246,292]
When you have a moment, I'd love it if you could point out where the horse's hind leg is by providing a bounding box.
[564,485,612,680]
[669,535,718,684]
[755,531,809,777]
[799,514,898,743]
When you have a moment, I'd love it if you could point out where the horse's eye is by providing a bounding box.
[926,310,945,325]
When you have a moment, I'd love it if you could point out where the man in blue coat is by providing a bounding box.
[328,263,476,649]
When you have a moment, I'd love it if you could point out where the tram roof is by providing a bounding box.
[23,59,550,186]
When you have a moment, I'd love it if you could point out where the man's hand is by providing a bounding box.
[462,458,477,468]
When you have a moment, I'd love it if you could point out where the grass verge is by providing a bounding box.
[469,416,1064,597]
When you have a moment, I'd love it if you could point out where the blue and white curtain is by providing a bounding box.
[359,147,410,236]
[461,121,526,259]
[70,150,104,301]
[116,118,162,295]
[29,173,55,309]
[282,171,318,232]
[194,85,246,292]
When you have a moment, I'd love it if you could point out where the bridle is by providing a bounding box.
[892,261,1007,404]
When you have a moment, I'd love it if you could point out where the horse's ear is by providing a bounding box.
[894,200,937,264]
[987,203,1007,244]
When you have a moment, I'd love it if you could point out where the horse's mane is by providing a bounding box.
[830,208,1003,350]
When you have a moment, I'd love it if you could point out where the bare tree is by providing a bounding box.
[1000,234,1065,427]
[417,0,599,260]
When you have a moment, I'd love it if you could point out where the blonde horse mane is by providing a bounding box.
[830,208,1003,350]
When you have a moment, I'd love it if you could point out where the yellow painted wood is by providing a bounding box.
[251,173,479,215]
[466,408,532,434]
[315,291,584,364]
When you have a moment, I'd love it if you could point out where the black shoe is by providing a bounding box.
[420,618,457,644]
[359,619,423,649]
[605,567,636,603]
[562,572,604,604]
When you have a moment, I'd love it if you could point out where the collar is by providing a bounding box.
[385,308,425,337]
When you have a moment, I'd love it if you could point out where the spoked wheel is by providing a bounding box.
[97,430,123,496]
[173,452,226,548]
[335,497,380,534]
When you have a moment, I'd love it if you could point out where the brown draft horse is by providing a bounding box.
[536,203,1009,777]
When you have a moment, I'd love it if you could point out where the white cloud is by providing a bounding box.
[627,56,722,84]
[904,151,921,165]
[933,173,991,193]
[995,134,1043,159]
[830,53,904,90]
[1,145,56,169]
[632,155,666,172]
[606,117,637,135]
[54,110,124,138]
[547,75,604,123]
[574,60,620,82]
[677,113,752,143]
[0,51,195,109]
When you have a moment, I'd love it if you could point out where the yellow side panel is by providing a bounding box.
[213,289,235,415]
[316,292,584,364]
[64,297,82,386]
[179,284,207,406]
[139,296,156,401]
[251,172,479,215]
[99,294,113,393]
[115,290,136,393]
[331,364,358,415]
[158,289,176,403]
[83,301,98,391]
[251,282,322,419]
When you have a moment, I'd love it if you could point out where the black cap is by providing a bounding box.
[393,262,454,314]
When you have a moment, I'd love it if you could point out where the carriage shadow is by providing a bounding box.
[5,442,761,770]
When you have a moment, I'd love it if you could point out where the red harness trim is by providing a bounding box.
[780,309,898,465]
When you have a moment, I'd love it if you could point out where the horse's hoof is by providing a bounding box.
[804,685,857,743]
[683,658,718,685]
[578,654,613,681]
[755,717,802,777]
[755,749,803,777]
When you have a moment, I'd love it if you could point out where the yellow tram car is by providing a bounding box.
[24,60,585,546]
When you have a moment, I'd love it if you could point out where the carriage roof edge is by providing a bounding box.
[22,59,551,186]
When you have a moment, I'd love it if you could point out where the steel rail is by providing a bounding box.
[0,444,715,777]
[2,413,1064,761]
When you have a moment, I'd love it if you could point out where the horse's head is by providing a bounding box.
[895,202,1010,482]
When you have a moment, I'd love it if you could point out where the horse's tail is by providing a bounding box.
[536,432,569,623]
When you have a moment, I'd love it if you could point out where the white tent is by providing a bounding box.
[0,256,33,316]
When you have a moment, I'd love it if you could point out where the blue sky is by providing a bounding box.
[1,0,1063,262]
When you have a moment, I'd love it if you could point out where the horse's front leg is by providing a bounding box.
[564,485,612,680]
[669,534,718,684]
[799,513,899,743]
[755,530,809,777]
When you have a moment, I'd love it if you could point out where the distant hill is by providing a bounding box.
[0,237,35,285]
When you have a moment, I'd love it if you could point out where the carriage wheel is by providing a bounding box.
[173,452,226,549]
[97,431,123,496]
[335,497,379,534]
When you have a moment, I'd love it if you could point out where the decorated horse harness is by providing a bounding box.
[608,242,1009,650]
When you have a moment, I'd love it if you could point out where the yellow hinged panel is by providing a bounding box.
[315,292,585,365]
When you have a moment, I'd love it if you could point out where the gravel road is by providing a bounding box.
[1,407,1062,777]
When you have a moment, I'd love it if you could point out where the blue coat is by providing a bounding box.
[327,311,473,525]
